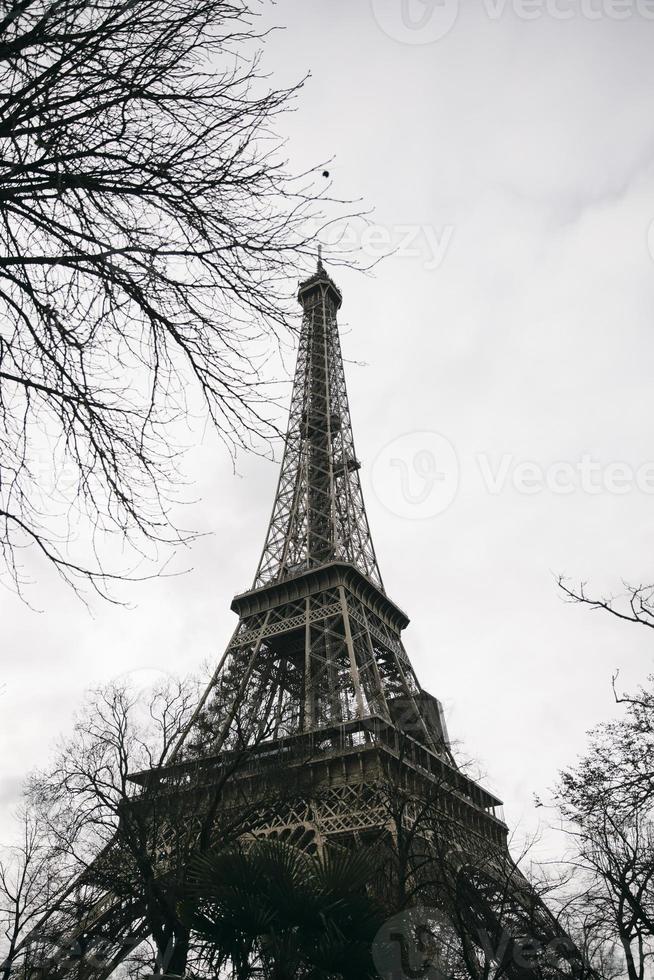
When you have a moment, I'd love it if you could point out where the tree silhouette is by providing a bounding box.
[0,0,342,598]
[184,839,383,979]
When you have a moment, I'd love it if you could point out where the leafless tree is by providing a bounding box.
[556,811,654,980]
[562,892,628,980]
[3,675,277,978]
[554,677,654,980]
[0,809,64,980]
[355,743,586,980]
[0,0,348,599]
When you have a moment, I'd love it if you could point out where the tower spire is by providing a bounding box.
[254,262,383,590]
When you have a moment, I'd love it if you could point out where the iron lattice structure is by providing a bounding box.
[255,266,381,589]
[176,262,452,761]
[14,264,583,980]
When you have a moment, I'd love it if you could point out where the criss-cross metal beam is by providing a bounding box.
[15,264,582,980]
[254,265,383,590]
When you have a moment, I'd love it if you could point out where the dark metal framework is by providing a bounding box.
[255,264,381,588]
[13,264,582,980]
[174,263,452,764]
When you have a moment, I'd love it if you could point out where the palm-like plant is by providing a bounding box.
[182,839,385,980]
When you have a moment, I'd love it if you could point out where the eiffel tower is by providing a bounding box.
[17,261,580,980]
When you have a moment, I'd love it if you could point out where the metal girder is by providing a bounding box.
[177,266,450,762]
[19,264,581,980]
[254,267,382,590]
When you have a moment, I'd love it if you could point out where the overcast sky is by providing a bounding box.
[3,0,654,859]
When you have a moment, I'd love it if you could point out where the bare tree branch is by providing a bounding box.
[557,577,654,630]
[0,0,355,600]
[554,675,654,980]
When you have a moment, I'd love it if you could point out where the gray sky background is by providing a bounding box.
[3,0,654,860]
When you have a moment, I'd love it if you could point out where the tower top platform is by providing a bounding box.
[297,260,343,310]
